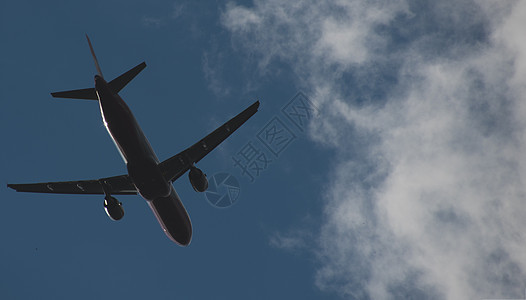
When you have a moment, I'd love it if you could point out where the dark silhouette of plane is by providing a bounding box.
[7,35,259,245]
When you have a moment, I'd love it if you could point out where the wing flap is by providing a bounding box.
[7,174,136,195]
[160,101,259,182]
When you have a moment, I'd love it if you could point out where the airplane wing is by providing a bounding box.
[8,101,259,195]
[159,101,260,183]
[7,174,137,195]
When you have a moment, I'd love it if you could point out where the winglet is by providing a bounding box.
[86,34,103,78]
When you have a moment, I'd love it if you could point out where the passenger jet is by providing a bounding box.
[7,36,259,245]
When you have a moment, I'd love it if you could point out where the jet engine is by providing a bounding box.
[188,165,208,192]
[104,195,124,221]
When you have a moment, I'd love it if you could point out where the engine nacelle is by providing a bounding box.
[104,196,124,221]
[188,166,208,192]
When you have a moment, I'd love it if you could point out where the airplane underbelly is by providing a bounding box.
[127,160,170,200]
[99,93,158,164]
[148,186,192,246]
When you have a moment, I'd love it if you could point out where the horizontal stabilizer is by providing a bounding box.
[51,88,98,100]
[51,62,147,100]
[108,62,146,94]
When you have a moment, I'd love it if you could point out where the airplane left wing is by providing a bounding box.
[7,174,136,195]
[159,101,260,183]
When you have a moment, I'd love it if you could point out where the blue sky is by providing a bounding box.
[3,0,526,299]
[0,1,330,299]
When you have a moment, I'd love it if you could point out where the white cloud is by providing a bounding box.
[223,0,526,299]
[172,2,185,19]
[315,18,369,65]
[269,231,308,251]
[202,50,231,97]
[141,2,185,28]
[142,17,163,28]
[222,3,262,31]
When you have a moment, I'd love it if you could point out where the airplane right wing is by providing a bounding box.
[7,174,137,195]
[159,101,260,183]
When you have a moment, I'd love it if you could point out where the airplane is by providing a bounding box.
[7,35,260,246]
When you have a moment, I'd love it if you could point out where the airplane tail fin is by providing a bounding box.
[51,35,147,100]
[86,34,104,78]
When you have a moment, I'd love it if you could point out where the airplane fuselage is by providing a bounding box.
[94,75,192,245]
[7,36,260,246]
